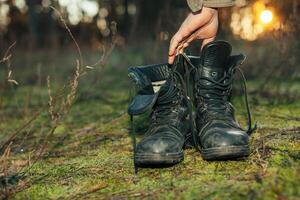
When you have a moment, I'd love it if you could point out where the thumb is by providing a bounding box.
[201,37,215,49]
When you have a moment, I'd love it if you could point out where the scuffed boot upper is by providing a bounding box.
[194,41,250,149]
[128,59,189,156]
[136,78,188,154]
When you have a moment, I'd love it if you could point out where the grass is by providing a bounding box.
[0,46,300,199]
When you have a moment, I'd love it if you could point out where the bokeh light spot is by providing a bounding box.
[0,3,10,27]
[128,4,136,15]
[230,2,278,41]
[81,0,99,17]
[260,10,273,24]
[116,5,125,15]
[97,18,107,30]
[99,7,108,18]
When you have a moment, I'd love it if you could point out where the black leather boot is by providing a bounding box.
[193,41,256,160]
[128,57,190,168]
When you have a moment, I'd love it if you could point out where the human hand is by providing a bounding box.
[168,7,219,64]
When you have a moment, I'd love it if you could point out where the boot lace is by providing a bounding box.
[195,70,234,120]
[129,53,256,173]
[181,54,257,153]
[150,79,182,127]
[130,59,189,174]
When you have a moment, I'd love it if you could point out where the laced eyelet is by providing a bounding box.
[211,72,218,77]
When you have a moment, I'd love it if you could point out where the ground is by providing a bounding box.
[0,47,300,199]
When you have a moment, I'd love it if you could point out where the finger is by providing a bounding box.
[169,34,183,55]
[201,37,215,49]
[185,33,197,44]
[184,26,216,48]
[169,9,217,64]
[179,42,190,53]
[168,35,183,64]
[184,42,189,47]
[176,42,190,55]
[183,22,211,45]
[182,42,190,50]
[177,35,192,49]
[169,12,213,62]
[176,42,185,53]
[169,45,181,64]
[179,48,184,54]
[170,41,187,64]
[168,55,175,65]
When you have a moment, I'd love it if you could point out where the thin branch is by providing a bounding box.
[50,6,83,67]
[0,41,16,64]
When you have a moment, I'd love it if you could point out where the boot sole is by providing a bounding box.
[135,151,184,166]
[201,145,250,160]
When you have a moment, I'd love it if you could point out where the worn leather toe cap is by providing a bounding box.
[136,127,183,154]
[199,121,249,149]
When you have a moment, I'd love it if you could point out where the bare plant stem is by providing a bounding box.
[0,6,117,198]
[50,6,83,67]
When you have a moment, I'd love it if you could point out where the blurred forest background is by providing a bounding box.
[0,0,300,199]
[1,0,300,88]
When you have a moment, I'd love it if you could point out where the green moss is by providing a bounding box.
[1,49,299,199]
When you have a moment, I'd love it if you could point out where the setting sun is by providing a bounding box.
[260,10,273,24]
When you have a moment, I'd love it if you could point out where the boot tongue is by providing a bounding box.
[199,41,232,81]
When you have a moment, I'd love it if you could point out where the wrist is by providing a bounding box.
[203,7,218,14]
[191,7,218,17]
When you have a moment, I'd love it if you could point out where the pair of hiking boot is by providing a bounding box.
[128,41,256,169]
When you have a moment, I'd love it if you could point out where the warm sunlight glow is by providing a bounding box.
[260,10,273,24]
[230,1,278,41]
